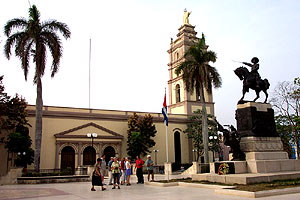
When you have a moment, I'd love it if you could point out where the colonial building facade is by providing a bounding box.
[1,12,218,174]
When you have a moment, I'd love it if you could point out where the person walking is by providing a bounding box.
[111,157,121,189]
[145,155,154,182]
[120,157,126,185]
[125,157,132,186]
[101,154,106,183]
[91,158,106,191]
[135,155,144,184]
[108,157,114,185]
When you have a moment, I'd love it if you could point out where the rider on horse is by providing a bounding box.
[242,57,261,88]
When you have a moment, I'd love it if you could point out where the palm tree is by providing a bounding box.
[4,5,71,171]
[175,33,221,164]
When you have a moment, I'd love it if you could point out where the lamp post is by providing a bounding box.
[87,133,98,148]
[209,135,218,162]
[152,149,159,165]
[192,149,198,162]
[17,152,26,171]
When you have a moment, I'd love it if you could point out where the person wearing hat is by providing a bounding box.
[145,155,154,182]
[91,158,106,191]
[111,157,121,189]
[243,57,261,88]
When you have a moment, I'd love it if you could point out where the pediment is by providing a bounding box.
[54,122,123,139]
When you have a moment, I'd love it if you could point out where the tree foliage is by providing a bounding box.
[0,75,34,167]
[175,33,221,163]
[184,109,221,162]
[127,113,157,159]
[271,77,300,159]
[3,5,71,171]
[275,115,294,158]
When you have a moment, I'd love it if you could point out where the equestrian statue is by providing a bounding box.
[234,57,270,104]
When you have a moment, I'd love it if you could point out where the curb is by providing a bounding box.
[215,187,300,198]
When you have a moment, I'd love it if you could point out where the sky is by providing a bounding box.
[0,0,299,126]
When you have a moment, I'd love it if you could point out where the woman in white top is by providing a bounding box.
[125,157,132,186]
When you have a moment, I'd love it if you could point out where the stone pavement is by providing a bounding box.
[0,174,300,200]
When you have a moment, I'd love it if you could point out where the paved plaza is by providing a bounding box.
[0,175,300,200]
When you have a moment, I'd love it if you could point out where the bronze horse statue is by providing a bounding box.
[234,67,270,104]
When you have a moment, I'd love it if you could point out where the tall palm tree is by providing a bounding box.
[175,33,221,164]
[4,5,71,171]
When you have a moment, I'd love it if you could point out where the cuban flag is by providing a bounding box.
[162,91,168,126]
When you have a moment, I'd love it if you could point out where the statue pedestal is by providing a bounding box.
[193,102,300,184]
[236,102,290,173]
[240,136,288,161]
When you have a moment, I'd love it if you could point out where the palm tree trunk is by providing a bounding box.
[199,84,209,164]
[34,76,43,172]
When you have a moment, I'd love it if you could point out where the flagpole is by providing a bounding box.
[89,38,91,109]
[165,124,169,182]
[165,125,168,163]
[164,87,169,181]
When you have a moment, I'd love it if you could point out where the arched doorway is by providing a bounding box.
[174,131,181,164]
[83,146,96,165]
[104,146,115,164]
[61,146,75,173]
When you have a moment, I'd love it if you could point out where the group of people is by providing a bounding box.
[91,154,155,191]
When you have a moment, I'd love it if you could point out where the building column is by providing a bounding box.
[55,142,61,169]
[78,142,82,166]
[118,142,122,158]
[98,143,102,158]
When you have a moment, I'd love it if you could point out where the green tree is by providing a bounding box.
[275,115,294,158]
[175,33,222,163]
[184,109,221,162]
[0,75,33,168]
[127,113,140,158]
[0,75,10,137]
[127,131,144,159]
[4,5,71,171]
[5,126,34,167]
[127,113,157,159]
[271,78,300,159]
[139,114,157,155]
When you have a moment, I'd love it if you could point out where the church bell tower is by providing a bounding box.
[167,10,215,116]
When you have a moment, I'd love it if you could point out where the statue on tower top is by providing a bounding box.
[183,9,191,25]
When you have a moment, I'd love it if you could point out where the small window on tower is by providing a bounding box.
[176,52,179,60]
[176,84,181,103]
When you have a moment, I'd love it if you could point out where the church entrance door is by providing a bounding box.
[61,146,75,173]
[103,146,115,164]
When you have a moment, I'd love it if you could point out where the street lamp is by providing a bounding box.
[192,149,198,162]
[209,135,218,162]
[17,152,26,156]
[152,149,159,165]
[87,133,97,148]
[17,152,26,170]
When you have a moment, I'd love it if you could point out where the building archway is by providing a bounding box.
[83,146,96,165]
[174,131,181,164]
[103,146,116,164]
[61,146,75,173]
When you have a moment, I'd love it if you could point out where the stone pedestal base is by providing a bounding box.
[245,152,288,160]
[247,159,300,173]
[240,137,284,152]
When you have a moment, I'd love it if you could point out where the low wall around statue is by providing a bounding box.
[17,175,90,184]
